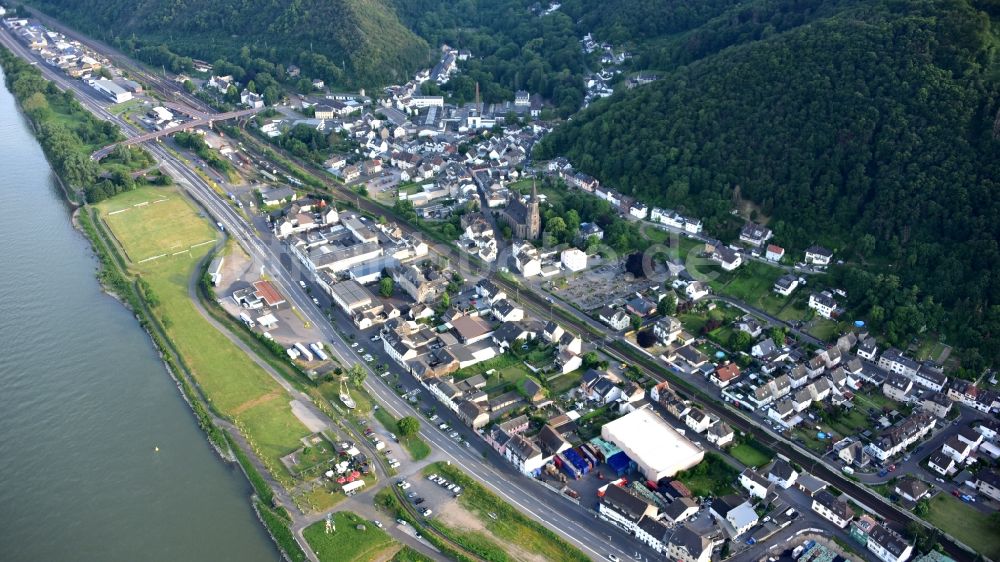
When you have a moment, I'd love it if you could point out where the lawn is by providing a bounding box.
[924,494,1000,560]
[715,261,784,304]
[303,512,397,562]
[807,318,842,342]
[96,186,309,475]
[825,407,870,437]
[295,481,347,513]
[101,186,216,262]
[426,462,591,562]
[730,442,773,468]
[547,369,584,394]
[675,453,739,498]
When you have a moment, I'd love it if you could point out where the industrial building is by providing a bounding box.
[600,408,705,481]
[91,79,132,103]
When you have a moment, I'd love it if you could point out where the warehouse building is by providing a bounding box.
[601,408,705,481]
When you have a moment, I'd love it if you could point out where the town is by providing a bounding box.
[1,5,998,562]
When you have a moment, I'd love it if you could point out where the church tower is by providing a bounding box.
[527,180,541,239]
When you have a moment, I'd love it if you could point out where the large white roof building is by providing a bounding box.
[601,408,705,481]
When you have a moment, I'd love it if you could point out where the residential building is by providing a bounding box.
[805,245,833,266]
[635,516,669,554]
[710,495,758,537]
[774,274,799,296]
[808,291,838,319]
[712,363,741,388]
[598,484,659,534]
[927,451,956,476]
[976,470,1000,502]
[883,372,915,403]
[878,348,919,379]
[739,469,771,499]
[739,222,773,247]
[765,244,785,262]
[653,316,682,346]
[866,413,934,462]
[666,525,713,562]
[663,497,699,524]
[767,458,798,488]
[599,306,629,331]
[893,477,929,503]
[811,490,852,528]
[921,393,953,418]
[706,422,734,447]
[866,524,913,562]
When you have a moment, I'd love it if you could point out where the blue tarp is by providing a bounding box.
[607,451,631,476]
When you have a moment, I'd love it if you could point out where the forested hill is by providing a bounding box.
[26,0,431,88]
[536,0,1000,368]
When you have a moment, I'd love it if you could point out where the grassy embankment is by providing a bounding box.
[96,187,311,484]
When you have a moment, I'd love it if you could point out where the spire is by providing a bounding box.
[531,179,539,202]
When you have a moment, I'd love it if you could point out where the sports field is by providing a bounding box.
[101,187,216,262]
[96,186,310,478]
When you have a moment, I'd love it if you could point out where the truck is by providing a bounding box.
[239,312,255,328]
[294,342,314,361]
[309,342,328,361]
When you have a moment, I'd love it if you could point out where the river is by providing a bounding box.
[0,68,279,561]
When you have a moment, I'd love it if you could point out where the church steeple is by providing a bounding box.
[528,179,541,239]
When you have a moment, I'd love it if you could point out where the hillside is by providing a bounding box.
[27,0,431,88]
[536,0,1000,366]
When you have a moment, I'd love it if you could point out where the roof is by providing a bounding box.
[664,497,698,522]
[769,458,796,480]
[602,484,653,521]
[813,490,851,520]
[668,525,711,559]
[868,524,910,557]
[806,245,833,257]
[894,477,928,499]
[252,280,285,306]
[451,315,492,342]
[601,408,703,478]
[636,516,669,542]
[715,363,741,381]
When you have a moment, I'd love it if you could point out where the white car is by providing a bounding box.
[364,354,374,363]
[372,520,383,528]
[299,280,307,288]
[351,342,359,348]
[421,508,433,517]
[398,481,410,490]
[312,297,320,305]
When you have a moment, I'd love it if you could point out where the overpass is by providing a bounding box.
[91,106,262,160]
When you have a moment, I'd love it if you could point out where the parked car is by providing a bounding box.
[414,498,425,505]
[421,508,433,517]
[372,520,383,528]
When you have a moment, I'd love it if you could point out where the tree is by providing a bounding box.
[657,292,677,316]
[637,330,656,348]
[731,330,752,351]
[398,416,420,438]
[441,292,451,308]
[379,276,394,298]
[347,363,366,387]
[769,327,787,345]
[629,314,643,332]
[582,351,607,371]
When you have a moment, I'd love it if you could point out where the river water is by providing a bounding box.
[0,68,279,561]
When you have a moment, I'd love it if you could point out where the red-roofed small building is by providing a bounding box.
[765,245,785,262]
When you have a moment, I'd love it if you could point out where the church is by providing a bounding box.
[499,182,541,240]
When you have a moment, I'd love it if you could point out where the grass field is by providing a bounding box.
[303,512,397,562]
[924,494,1000,560]
[101,187,216,262]
[730,442,773,468]
[426,462,590,562]
[96,186,310,476]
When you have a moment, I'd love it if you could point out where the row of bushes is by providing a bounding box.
[254,499,306,562]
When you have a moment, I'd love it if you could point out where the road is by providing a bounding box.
[3,19,983,561]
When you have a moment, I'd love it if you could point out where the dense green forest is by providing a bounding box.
[537,0,1000,368]
[26,0,431,89]
[391,0,587,115]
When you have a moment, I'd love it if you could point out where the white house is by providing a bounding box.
[811,491,852,528]
[866,525,913,562]
[765,244,785,262]
[805,245,833,266]
[560,248,588,272]
[739,469,771,499]
[685,281,710,301]
[808,291,838,319]
[766,459,798,489]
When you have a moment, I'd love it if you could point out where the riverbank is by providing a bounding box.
[0,48,306,562]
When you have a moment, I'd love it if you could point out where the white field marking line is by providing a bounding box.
[152,198,169,204]
[190,240,214,248]
[172,250,191,256]
[133,201,149,207]
[107,208,130,215]
[138,253,166,263]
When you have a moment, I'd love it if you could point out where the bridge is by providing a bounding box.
[91,105,263,161]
